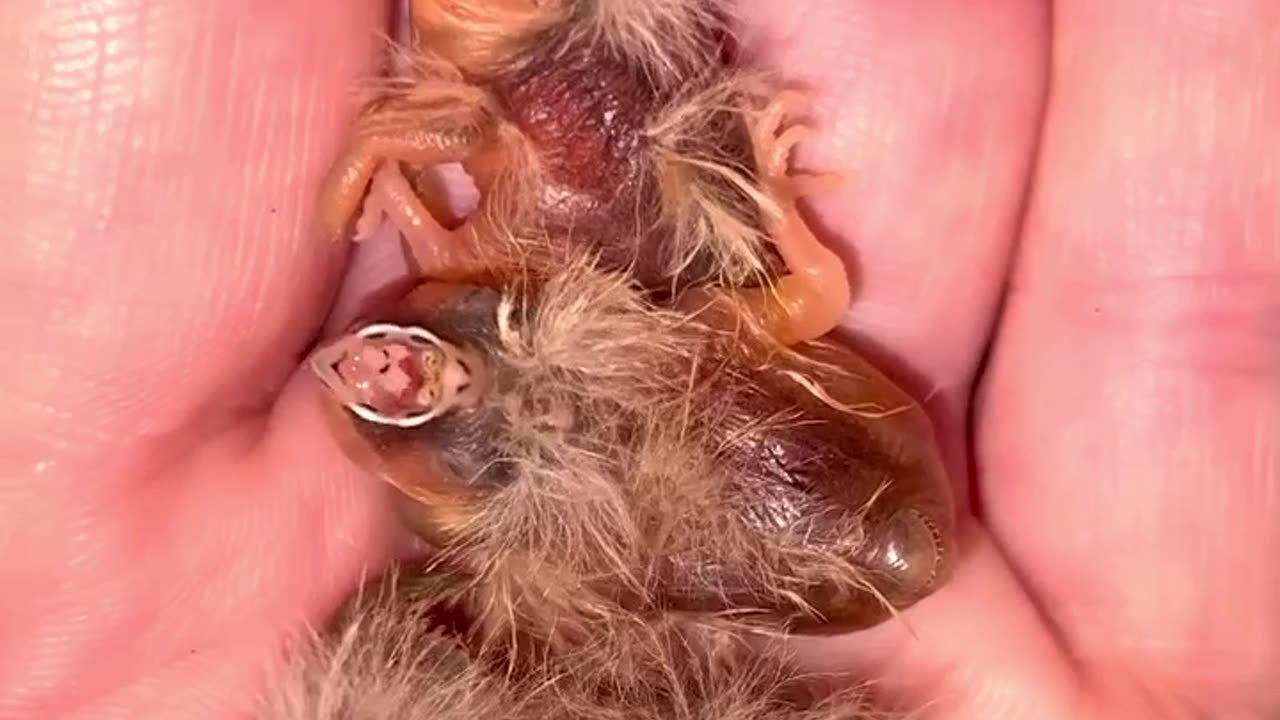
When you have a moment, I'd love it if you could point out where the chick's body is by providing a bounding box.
[294,4,956,718]
[321,264,954,642]
[344,0,784,292]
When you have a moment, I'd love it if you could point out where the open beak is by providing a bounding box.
[307,323,460,429]
[308,333,361,403]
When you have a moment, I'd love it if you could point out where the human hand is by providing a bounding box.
[749,2,1278,718]
[0,3,401,717]
[1,1,1275,719]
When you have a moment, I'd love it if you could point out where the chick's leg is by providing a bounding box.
[314,116,489,244]
[735,91,851,346]
[358,163,485,282]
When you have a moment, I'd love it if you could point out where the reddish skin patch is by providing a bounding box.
[2,1,1277,719]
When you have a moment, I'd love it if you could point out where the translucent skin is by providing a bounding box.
[3,1,1278,719]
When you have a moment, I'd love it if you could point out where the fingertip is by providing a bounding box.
[0,0,394,458]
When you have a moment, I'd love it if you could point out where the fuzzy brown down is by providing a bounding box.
[337,257,953,646]
[260,573,513,720]
[257,568,894,720]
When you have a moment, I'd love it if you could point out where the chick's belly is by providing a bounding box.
[647,429,865,613]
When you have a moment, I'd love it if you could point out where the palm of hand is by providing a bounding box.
[1,2,1275,718]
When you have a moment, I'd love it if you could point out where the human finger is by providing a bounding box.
[0,0,387,476]
[980,2,1280,713]
[742,2,1082,717]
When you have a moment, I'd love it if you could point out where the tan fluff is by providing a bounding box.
[258,573,524,720]
[441,263,886,638]
[419,0,738,86]
[644,70,787,293]
[258,568,900,720]
[567,0,735,78]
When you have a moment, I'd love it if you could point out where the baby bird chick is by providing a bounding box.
[291,3,958,718]
[310,261,954,646]
[317,0,851,347]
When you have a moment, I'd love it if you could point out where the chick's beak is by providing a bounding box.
[308,333,361,403]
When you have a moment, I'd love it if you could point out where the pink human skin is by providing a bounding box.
[2,1,1279,720]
